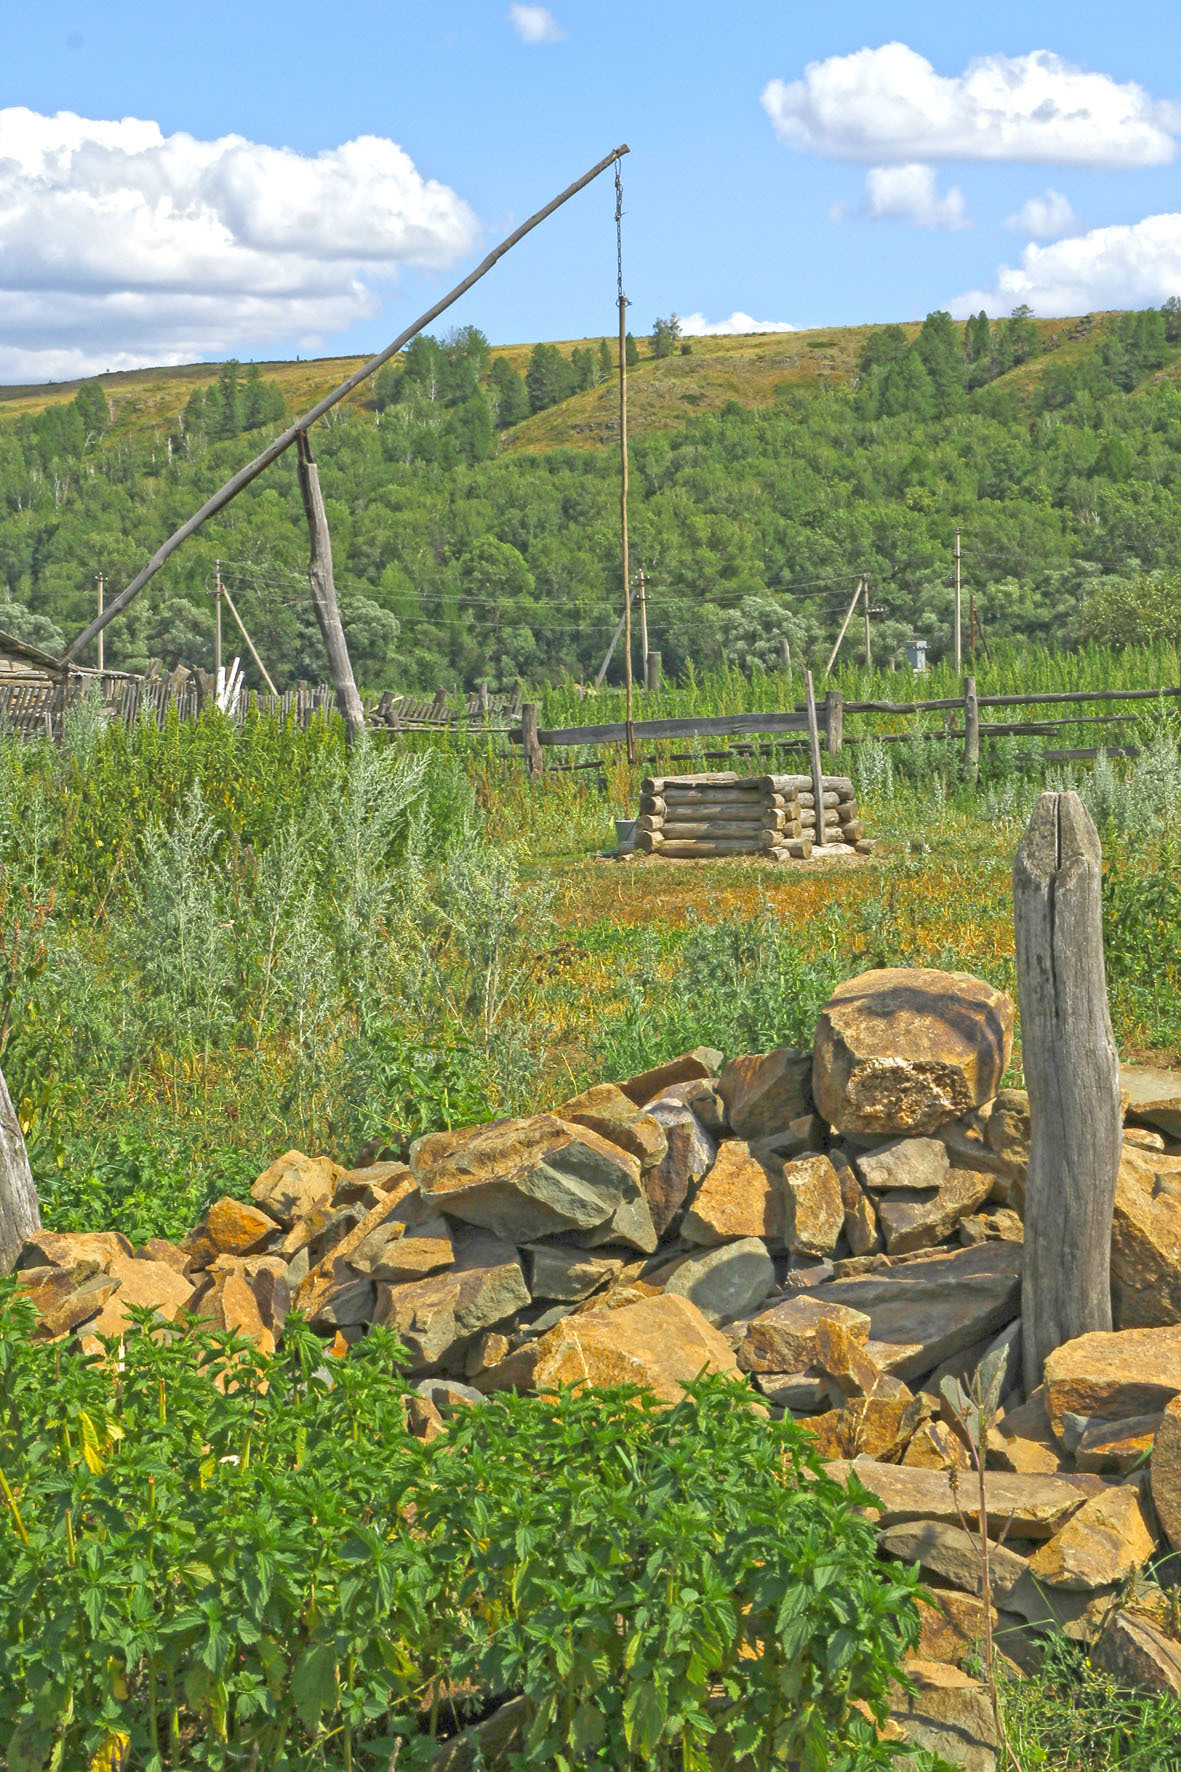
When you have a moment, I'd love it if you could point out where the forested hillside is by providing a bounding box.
[2,303,1181,689]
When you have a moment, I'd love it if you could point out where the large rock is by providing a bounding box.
[617,1047,722,1107]
[194,1254,290,1353]
[374,1235,530,1369]
[181,1196,279,1270]
[737,1295,871,1374]
[17,1267,121,1339]
[785,1242,1022,1382]
[526,1244,622,1302]
[1121,1063,1181,1140]
[1028,1484,1155,1591]
[781,1154,844,1255]
[16,1230,133,1272]
[412,1114,650,1248]
[480,1292,737,1403]
[251,1151,342,1227]
[1150,1393,1181,1554]
[554,1083,667,1171]
[1043,1325,1181,1440]
[856,1138,950,1193]
[681,1140,787,1246]
[90,1252,195,1336]
[641,1102,716,1237]
[717,1048,811,1140]
[813,969,1014,1137]
[877,1520,1029,1604]
[915,1593,997,1670]
[1111,1147,1181,1328]
[834,1153,881,1256]
[829,1457,1109,1538]
[1091,1610,1181,1698]
[660,1237,774,1324]
[890,1661,998,1772]
[878,1170,994,1257]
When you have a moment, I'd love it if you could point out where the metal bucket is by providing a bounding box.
[614,817,637,854]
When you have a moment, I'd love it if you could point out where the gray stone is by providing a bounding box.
[877,1170,994,1255]
[890,1661,998,1772]
[661,1237,775,1324]
[1092,1609,1181,1697]
[787,1242,1023,1382]
[641,1102,717,1237]
[526,1244,623,1302]
[307,1277,377,1331]
[856,1137,951,1193]
[416,1378,484,1418]
[752,1368,830,1411]
[877,1520,1029,1604]
[374,1234,530,1370]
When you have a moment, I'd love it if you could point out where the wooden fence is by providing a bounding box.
[0,673,522,740]
[508,678,1180,777]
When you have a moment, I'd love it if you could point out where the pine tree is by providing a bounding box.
[570,347,596,391]
[625,333,639,368]
[964,311,991,363]
[215,360,243,438]
[915,311,965,414]
[879,350,936,419]
[525,343,576,414]
[598,339,614,380]
[489,356,529,427]
[73,380,108,436]
[243,363,269,429]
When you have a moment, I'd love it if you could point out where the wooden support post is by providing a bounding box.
[862,575,871,671]
[646,649,662,692]
[804,669,825,844]
[1014,792,1121,1395]
[96,573,104,673]
[823,688,843,756]
[953,529,963,673]
[521,702,543,778]
[0,1054,39,1273]
[220,583,279,695]
[638,569,649,685]
[295,431,365,746]
[619,290,634,762]
[825,578,864,678]
[964,674,979,782]
[214,559,223,678]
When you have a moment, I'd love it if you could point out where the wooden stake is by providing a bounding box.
[964,675,979,782]
[295,431,365,745]
[96,574,104,673]
[804,669,825,841]
[63,142,630,663]
[824,578,864,678]
[620,294,634,764]
[521,702,543,778]
[638,569,649,685]
[221,582,279,696]
[953,529,963,672]
[862,575,871,671]
[213,559,223,678]
[1014,792,1121,1394]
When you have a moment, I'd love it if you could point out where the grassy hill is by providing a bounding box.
[0,310,1148,449]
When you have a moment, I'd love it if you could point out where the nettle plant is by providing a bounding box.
[0,1281,923,1770]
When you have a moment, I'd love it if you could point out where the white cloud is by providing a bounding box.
[761,43,1177,168]
[1005,187,1078,238]
[678,311,796,336]
[508,4,564,44]
[0,107,480,381]
[951,211,1181,316]
[862,163,968,229]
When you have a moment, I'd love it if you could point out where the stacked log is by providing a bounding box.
[634,771,864,861]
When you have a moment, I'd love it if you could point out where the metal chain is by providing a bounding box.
[615,161,627,308]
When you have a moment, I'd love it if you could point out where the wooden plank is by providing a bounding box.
[840,686,1179,715]
[521,703,543,778]
[521,710,810,747]
[1014,792,1121,1395]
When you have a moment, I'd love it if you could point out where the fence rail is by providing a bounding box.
[507,678,1179,777]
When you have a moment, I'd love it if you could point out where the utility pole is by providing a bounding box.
[970,582,977,667]
[638,568,649,686]
[862,574,871,671]
[616,163,634,763]
[213,559,223,677]
[95,574,104,673]
[953,529,962,672]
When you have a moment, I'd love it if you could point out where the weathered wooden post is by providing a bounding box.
[295,431,365,746]
[1014,791,1121,1394]
[645,650,662,692]
[804,670,825,845]
[0,1058,39,1273]
[521,702,544,778]
[964,675,979,782]
[823,687,843,756]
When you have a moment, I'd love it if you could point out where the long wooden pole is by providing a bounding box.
[220,582,279,695]
[953,529,963,672]
[824,578,864,678]
[620,294,634,764]
[804,669,825,848]
[63,142,630,663]
[296,431,365,744]
[862,576,871,671]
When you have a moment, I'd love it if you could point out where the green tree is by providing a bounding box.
[915,310,965,414]
[1082,570,1181,646]
[625,332,639,367]
[488,356,529,427]
[73,381,109,438]
[598,338,614,380]
[650,315,682,359]
[879,350,936,419]
[570,346,596,391]
[525,343,576,414]
[215,360,243,438]
[964,311,991,364]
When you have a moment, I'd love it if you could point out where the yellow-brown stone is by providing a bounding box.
[813,968,1014,1137]
[1150,1394,1181,1555]
[1028,1484,1156,1592]
[482,1292,737,1403]
[681,1140,786,1245]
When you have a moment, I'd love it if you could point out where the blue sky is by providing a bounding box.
[3,0,1181,380]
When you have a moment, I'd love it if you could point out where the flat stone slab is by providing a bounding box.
[1121,1064,1181,1138]
[829,1456,1111,1538]
[786,1241,1022,1382]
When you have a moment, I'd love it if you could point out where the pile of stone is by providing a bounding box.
[634,771,868,861]
[14,964,1181,1769]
